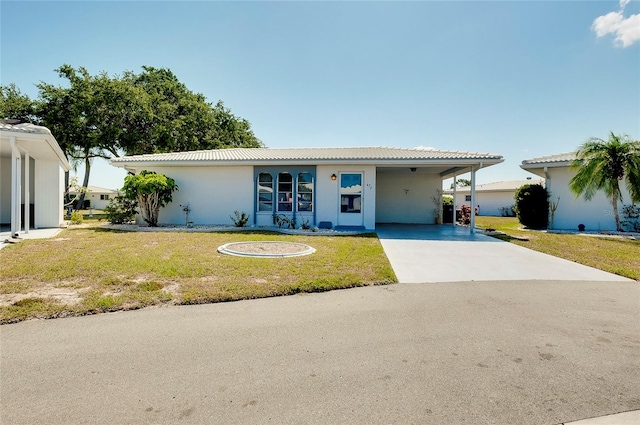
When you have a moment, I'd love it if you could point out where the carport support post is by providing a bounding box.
[24,151,30,234]
[470,167,476,234]
[452,175,457,227]
[9,136,21,238]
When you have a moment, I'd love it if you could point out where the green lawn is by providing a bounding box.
[0,226,396,324]
[475,216,640,281]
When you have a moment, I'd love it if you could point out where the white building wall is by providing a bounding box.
[90,197,112,210]
[546,167,633,231]
[34,159,65,228]
[452,191,516,216]
[0,157,11,223]
[376,171,440,224]
[316,165,377,230]
[137,166,254,225]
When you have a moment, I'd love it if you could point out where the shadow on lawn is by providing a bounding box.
[485,232,529,242]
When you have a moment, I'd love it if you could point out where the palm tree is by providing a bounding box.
[569,132,640,231]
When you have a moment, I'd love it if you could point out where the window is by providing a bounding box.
[297,172,313,212]
[258,173,273,211]
[465,195,472,202]
[100,194,110,200]
[277,172,293,212]
[340,173,362,213]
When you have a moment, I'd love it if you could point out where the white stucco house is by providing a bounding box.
[69,186,119,210]
[445,179,544,217]
[0,123,71,237]
[521,152,635,231]
[110,147,503,231]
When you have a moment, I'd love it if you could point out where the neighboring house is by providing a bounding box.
[110,147,503,230]
[0,123,71,237]
[521,152,635,231]
[445,179,544,217]
[69,186,119,210]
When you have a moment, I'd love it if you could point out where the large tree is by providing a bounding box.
[121,66,261,155]
[5,64,262,210]
[569,132,640,231]
[37,65,141,209]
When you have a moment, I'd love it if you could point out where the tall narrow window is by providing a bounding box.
[340,173,362,213]
[258,173,273,212]
[297,172,313,212]
[277,172,293,212]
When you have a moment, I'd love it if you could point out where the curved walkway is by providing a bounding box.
[375,224,632,283]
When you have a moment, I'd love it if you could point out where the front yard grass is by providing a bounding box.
[475,216,640,281]
[0,226,396,324]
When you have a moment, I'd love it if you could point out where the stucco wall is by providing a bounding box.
[136,166,254,225]
[545,167,634,231]
[375,171,440,224]
[34,159,65,228]
[0,158,10,223]
[452,191,516,216]
[89,197,112,211]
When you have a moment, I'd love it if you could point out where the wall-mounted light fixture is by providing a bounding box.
[410,168,417,172]
[331,174,337,181]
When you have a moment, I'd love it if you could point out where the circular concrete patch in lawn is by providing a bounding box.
[217,241,316,258]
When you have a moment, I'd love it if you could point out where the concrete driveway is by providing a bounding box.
[376,224,632,283]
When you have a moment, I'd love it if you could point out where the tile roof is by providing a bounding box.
[111,147,503,164]
[0,123,52,135]
[521,152,576,167]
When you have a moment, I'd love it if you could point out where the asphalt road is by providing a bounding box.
[2,280,639,425]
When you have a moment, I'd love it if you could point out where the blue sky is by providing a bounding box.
[2,0,639,189]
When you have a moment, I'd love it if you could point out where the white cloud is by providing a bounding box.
[592,1,640,47]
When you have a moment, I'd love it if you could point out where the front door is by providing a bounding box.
[338,172,363,227]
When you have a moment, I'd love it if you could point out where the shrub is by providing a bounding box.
[122,171,178,226]
[230,210,250,227]
[300,217,311,230]
[104,195,137,224]
[499,205,516,217]
[70,211,83,224]
[457,204,472,225]
[514,184,549,229]
[273,214,296,229]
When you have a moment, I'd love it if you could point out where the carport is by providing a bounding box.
[374,151,503,231]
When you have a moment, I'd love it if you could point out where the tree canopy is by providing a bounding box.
[0,83,37,123]
[0,65,262,209]
[569,132,640,231]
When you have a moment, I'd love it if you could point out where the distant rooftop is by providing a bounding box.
[446,179,545,193]
[69,186,119,194]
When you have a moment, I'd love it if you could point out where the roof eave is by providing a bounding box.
[110,157,504,170]
[1,128,71,171]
